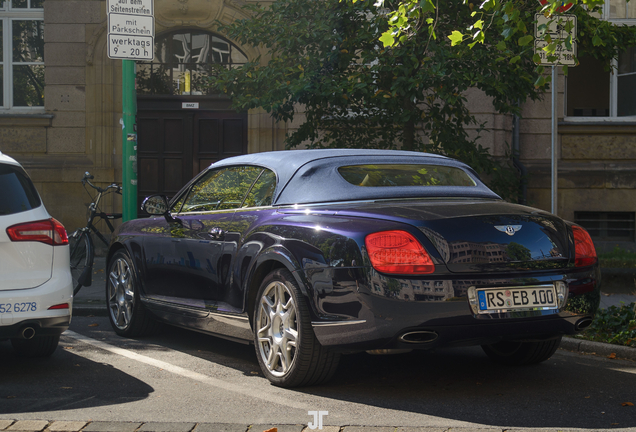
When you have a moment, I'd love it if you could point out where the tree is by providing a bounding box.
[506,242,532,261]
[213,0,636,200]
[377,0,636,85]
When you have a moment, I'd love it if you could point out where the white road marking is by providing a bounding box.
[64,330,310,409]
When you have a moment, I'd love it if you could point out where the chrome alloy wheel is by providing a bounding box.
[108,257,135,330]
[256,280,299,377]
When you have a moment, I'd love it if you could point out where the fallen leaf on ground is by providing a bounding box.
[622,402,634,407]
[608,353,617,359]
[263,428,277,432]
[64,346,73,349]
[88,323,99,327]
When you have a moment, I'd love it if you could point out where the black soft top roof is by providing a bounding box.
[209,149,501,205]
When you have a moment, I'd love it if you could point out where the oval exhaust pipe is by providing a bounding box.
[575,317,593,331]
[399,330,438,344]
[21,327,36,340]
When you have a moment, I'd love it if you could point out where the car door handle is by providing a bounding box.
[209,227,225,240]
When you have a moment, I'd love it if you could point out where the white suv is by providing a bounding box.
[0,151,72,357]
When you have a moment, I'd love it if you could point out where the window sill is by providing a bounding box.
[559,120,636,134]
[0,113,53,127]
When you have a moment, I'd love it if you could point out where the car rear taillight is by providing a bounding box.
[6,218,69,246]
[572,225,597,267]
[48,303,70,310]
[365,230,435,274]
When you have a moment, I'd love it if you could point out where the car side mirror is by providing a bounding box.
[141,195,169,215]
[141,195,181,225]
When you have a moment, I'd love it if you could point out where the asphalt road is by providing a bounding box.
[1,316,635,431]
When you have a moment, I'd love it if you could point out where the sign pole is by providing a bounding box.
[107,0,154,221]
[534,10,577,215]
[122,59,138,222]
[551,65,558,215]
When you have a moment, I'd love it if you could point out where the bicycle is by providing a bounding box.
[69,172,122,295]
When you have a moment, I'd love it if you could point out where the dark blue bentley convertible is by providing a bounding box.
[106,149,600,387]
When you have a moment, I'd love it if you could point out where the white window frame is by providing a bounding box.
[0,0,44,112]
[564,0,636,122]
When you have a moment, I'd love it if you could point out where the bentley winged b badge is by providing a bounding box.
[495,225,522,236]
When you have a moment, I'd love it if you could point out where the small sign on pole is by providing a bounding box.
[534,13,577,66]
[107,0,154,61]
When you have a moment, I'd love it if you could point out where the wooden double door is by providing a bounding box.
[137,106,248,210]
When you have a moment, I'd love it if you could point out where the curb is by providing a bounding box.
[560,336,636,361]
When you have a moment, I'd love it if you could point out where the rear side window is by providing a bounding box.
[338,164,476,187]
[0,164,41,215]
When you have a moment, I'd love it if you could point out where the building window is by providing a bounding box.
[137,31,248,96]
[566,1,636,119]
[574,211,635,241]
[608,0,636,18]
[0,0,44,109]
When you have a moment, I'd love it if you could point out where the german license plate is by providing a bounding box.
[476,285,557,313]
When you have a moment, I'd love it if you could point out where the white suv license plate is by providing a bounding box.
[477,286,557,313]
[0,302,37,314]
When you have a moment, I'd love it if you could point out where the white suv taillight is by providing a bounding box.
[6,218,69,246]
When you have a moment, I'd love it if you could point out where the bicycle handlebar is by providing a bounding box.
[82,171,122,194]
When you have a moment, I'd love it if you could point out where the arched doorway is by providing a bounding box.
[135,30,249,207]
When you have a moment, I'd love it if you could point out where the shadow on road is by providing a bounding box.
[14,316,633,429]
[0,339,154,414]
[149,325,636,430]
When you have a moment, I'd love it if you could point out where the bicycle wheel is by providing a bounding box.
[69,230,92,295]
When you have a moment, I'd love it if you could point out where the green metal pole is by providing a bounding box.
[122,59,138,222]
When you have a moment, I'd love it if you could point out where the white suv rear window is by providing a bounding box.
[0,164,41,215]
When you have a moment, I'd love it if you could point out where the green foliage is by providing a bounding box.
[598,246,636,268]
[577,303,636,347]
[181,166,265,212]
[506,242,532,261]
[213,0,548,200]
[564,290,600,315]
[375,0,636,84]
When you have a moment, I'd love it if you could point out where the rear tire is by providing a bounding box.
[11,335,60,358]
[106,249,160,337]
[69,230,91,295]
[253,268,340,388]
[482,337,562,366]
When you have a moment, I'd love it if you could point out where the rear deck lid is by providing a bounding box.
[331,199,572,273]
[419,213,571,273]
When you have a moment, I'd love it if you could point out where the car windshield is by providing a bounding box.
[338,164,476,187]
[0,164,41,215]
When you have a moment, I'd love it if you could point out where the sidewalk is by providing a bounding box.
[7,420,631,432]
